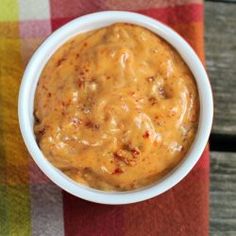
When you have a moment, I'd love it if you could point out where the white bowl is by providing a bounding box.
[18,11,213,205]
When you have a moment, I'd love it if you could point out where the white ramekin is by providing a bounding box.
[18,11,213,205]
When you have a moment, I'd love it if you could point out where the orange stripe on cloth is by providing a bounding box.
[171,22,205,63]
[0,38,30,185]
[0,37,32,234]
[0,22,20,38]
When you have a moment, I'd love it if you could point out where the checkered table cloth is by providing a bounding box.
[0,1,209,235]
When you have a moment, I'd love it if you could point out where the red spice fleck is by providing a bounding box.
[131,148,140,156]
[113,151,122,160]
[38,127,46,136]
[159,87,168,98]
[42,85,48,91]
[143,131,150,139]
[130,183,135,189]
[62,100,71,107]
[190,114,198,123]
[113,148,139,167]
[112,167,123,175]
[85,120,99,129]
[56,57,66,67]
[123,144,140,156]
[94,124,100,129]
[72,118,81,127]
[128,91,135,96]
[34,116,40,123]
[77,78,84,88]
[75,53,80,58]
[58,85,64,90]
[83,42,88,47]
[85,120,93,128]
[123,23,134,27]
[48,92,51,97]
[148,97,156,105]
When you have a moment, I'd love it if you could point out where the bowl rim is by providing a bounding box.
[18,11,213,205]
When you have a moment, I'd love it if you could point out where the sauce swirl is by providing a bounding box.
[34,23,199,191]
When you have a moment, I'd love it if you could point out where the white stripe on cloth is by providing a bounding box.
[19,0,51,21]
[30,184,65,236]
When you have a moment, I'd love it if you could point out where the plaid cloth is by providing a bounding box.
[0,0,209,235]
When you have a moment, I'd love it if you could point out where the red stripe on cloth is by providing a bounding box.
[29,160,51,184]
[51,4,202,31]
[195,146,209,170]
[51,17,73,31]
[123,155,209,235]
[50,0,202,19]
[137,4,203,25]
[63,194,125,236]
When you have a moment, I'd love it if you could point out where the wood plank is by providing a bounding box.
[206,0,236,3]
[210,152,236,235]
[205,2,236,134]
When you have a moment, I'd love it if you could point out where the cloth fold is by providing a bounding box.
[0,0,208,235]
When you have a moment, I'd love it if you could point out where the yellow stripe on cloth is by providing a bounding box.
[0,36,31,234]
[0,0,19,22]
[6,186,31,235]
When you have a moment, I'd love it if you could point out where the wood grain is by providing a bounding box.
[205,2,236,134]
[210,152,236,235]
[206,0,236,3]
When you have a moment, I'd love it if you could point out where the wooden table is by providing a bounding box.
[205,1,236,235]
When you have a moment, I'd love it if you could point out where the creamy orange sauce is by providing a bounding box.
[34,23,199,191]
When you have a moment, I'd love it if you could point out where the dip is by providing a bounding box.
[34,23,199,191]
